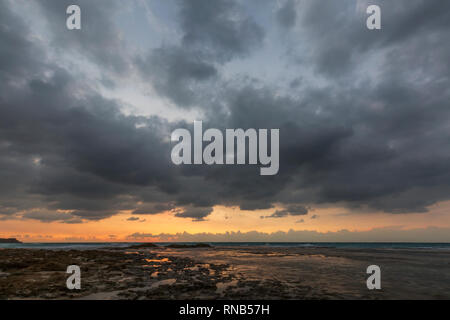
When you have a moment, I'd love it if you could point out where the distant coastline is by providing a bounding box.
[0,238,22,244]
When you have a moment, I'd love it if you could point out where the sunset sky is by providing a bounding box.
[1,0,450,242]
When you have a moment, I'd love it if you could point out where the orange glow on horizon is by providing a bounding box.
[2,202,450,242]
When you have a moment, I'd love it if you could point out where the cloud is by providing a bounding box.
[127,217,140,221]
[36,0,130,74]
[262,204,309,218]
[132,203,176,215]
[277,0,297,29]
[296,0,450,77]
[177,0,264,62]
[22,210,82,224]
[174,206,214,221]
[64,236,86,242]
[136,0,264,107]
[136,46,218,107]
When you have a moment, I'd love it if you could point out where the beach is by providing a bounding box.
[0,245,449,300]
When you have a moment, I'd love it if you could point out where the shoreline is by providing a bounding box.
[1,245,449,300]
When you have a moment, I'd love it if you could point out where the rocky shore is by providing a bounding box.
[0,245,449,300]
[0,246,245,300]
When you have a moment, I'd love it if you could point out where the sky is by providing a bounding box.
[1,0,450,242]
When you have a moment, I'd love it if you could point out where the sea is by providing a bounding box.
[1,242,450,250]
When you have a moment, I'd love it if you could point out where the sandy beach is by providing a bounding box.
[0,245,449,300]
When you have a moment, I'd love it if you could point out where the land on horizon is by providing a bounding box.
[0,238,21,244]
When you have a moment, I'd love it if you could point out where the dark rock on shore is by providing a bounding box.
[0,247,231,300]
[128,243,159,249]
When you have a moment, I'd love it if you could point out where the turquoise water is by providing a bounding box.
[1,242,450,250]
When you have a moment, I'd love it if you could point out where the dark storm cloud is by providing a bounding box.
[296,0,450,77]
[136,46,218,107]
[1,0,450,224]
[174,206,214,222]
[262,204,308,219]
[0,61,177,220]
[22,210,82,224]
[136,0,264,107]
[178,0,264,62]
[132,202,176,215]
[277,0,297,29]
[37,0,130,74]
[0,1,177,221]
[0,1,44,81]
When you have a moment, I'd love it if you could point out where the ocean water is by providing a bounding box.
[1,242,450,250]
